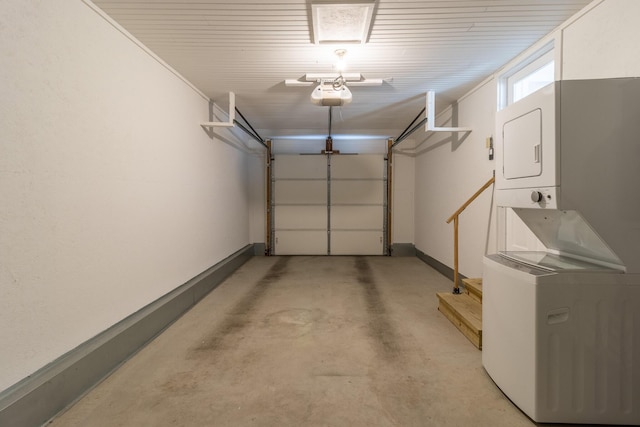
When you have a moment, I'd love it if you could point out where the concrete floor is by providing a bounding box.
[50,256,545,427]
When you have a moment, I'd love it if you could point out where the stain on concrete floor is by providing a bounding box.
[194,256,291,353]
[49,256,540,427]
[354,257,401,362]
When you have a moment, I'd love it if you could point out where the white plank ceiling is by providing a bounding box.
[91,0,592,141]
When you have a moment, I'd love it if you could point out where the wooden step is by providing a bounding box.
[462,278,482,303]
[437,292,482,349]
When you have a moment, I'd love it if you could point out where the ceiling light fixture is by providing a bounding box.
[311,1,376,44]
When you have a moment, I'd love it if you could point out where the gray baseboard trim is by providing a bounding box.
[415,249,467,283]
[253,242,266,256]
[390,243,416,257]
[0,244,255,427]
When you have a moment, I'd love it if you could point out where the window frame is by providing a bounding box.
[498,41,557,110]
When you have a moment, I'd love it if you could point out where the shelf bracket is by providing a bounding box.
[426,91,472,133]
[201,92,235,128]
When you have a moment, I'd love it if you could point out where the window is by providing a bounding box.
[498,42,556,110]
[511,60,554,103]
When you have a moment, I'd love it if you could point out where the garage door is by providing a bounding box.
[272,154,386,255]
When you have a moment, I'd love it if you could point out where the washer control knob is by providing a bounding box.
[531,191,543,203]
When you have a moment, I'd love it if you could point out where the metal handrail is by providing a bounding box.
[445,174,495,292]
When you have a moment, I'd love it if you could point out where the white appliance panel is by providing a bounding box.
[513,208,623,270]
[503,109,542,179]
[494,78,640,273]
[487,78,640,425]
[496,82,558,191]
[483,255,640,424]
[482,256,539,417]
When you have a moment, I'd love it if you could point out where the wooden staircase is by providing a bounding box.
[437,278,482,349]
[440,176,493,350]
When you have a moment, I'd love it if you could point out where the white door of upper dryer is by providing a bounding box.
[503,109,542,179]
[495,82,558,191]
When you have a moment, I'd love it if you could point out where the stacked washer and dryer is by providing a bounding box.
[483,78,640,425]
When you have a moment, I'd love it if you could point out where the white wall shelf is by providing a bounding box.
[201,92,235,128]
[426,91,472,133]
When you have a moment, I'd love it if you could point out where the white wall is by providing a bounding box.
[392,154,415,244]
[248,152,267,245]
[412,0,640,279]
[412,81,497,277]
[0,0,253,391]
[562,0,640,79]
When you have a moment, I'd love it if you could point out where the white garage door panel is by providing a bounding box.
[274,205,327,229]
[274,181,327,204]
[275,230,327,255]
[331,205,383,229]
[274,155,326,179]
[272,153,385,255]
[331,155,384,179]
[331,180,383,205]
[331,231,383,255]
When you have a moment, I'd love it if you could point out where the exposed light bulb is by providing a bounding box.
[334,49,347,72]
